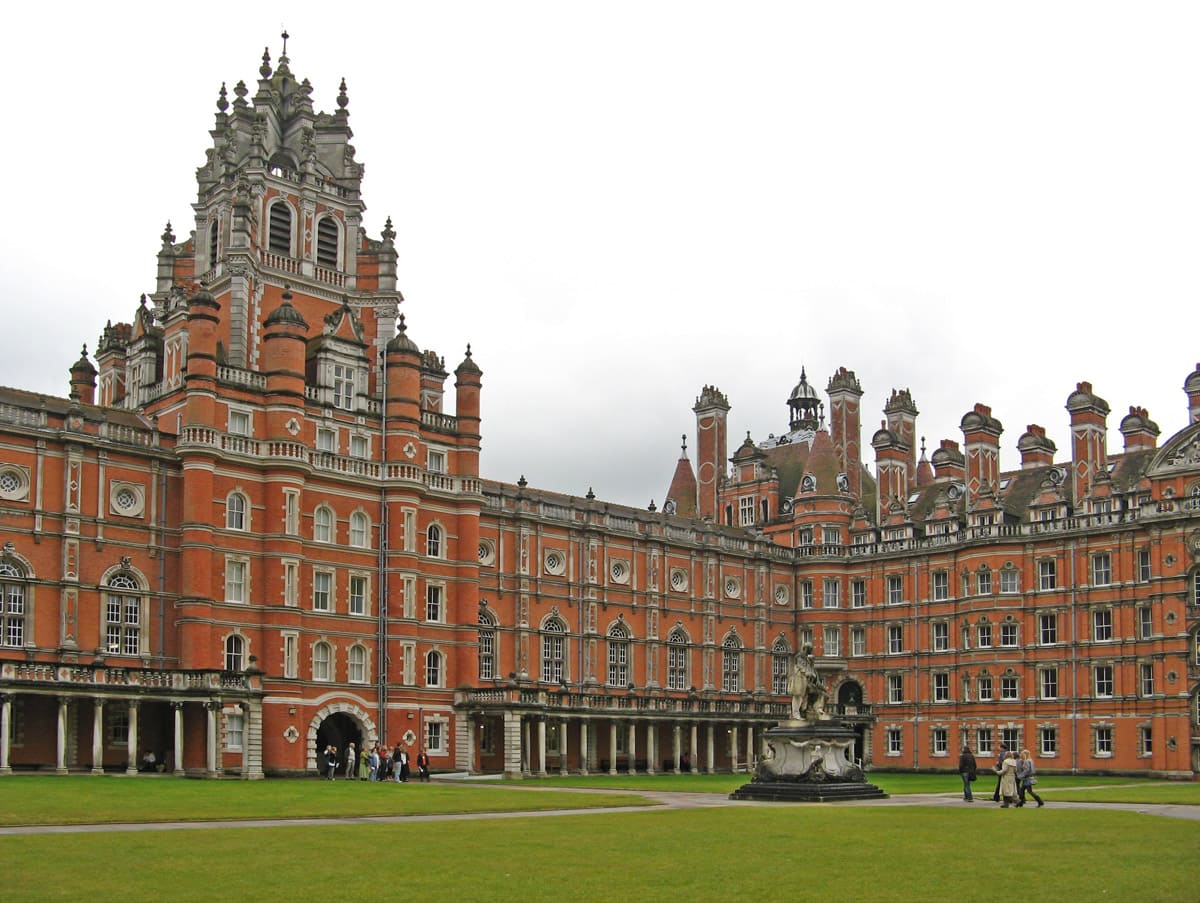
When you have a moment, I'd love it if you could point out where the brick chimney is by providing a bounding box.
[1119,406,1159,452]
[1017,424,1056,469]
[1066,382,1110,505]
[960,403,1003,508]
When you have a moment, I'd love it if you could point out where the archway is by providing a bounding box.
[315,712,363,778]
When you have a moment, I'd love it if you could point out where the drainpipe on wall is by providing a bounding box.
[1069,539,1078,774]
[912,559,921,771]
[377,348,390,746]
[157,461,168,664]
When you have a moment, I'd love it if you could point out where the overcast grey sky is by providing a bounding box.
[1,2,1197,509]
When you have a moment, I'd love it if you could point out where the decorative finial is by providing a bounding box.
[161,222,175,245]
[80,343,88,357]
[381,216,396,242]
[337,78,349,110]
[281,29,289,59]
[465,343,473,359]
[282,282,293,301]
[216,82,229,113]
[586,487,596,500]
[681,433,688,454]
[233,80,248,107]
[648,499,657,512]
[397,313,407,333]
[517,475,528,489]
[260,47,272,79]
[139,293,147,307]
[920,436,927,455]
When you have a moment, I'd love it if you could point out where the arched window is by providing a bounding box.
[478,610,497,680]
[348,644,367,683]
[208,219,219,267]
[666,629,688,690]
[312,641,332,681]
[0,562,27,648]
[224,634,244,672]
[226,492,247,531]
[771,638,791,695]
[426,524,442,558]
[268,201,292,255]
[541,619,566,683]
[607,622,631,687]
[314,505,334,543]
[349,511,369,548]
[721,634,742,692]
[315,216,340,269]
[105,573,142,656]
[425,650,442,687]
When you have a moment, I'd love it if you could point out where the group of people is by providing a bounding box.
[957,745,1045,808]
[321,741,431,782]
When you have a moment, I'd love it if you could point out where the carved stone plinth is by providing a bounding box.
[729,721,886,802]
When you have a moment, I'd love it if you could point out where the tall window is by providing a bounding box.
[932,622,949,652]
[1001,675,1019,700]
[1139,662,1154,696]
[284,490,299,535]
[332,364,355,410]
[1039,727,1057,756]
[349,512,369,548]
[348,575,367,616]
[348,645,367,683]
[933,672,949,702]
[887,575,904,604]
[1095,726,1113,756]
[1094,665,1114,697]
[224,634,244,672]
[932,727,948,754]
[1138,607,1152,639]
[226,492,247,530]
[1038,559,1057,590]
[226,711,244,751]
[822,578,840,608]
[313,571,332,612]
[931,571,949,601]
[425,584,443,622]
[976,567,992,595]
[1138,726,1152,756]
[425,650,442,687]
[886,728,902,755]
[1092,553,1112,586]
[771,640,789,694]
[738,496,755,526]
[1137,549,1151,582]
[208,219,219,266]
[1040,667,1058,699]
[721,635,742,692]
[542,620,565,683]
[313,641,332,681]
[999,567,1019,594]
[607,623,631,687]
[822,627,840,657]
[426,524,443,558]
[225,558,248,603]
[314,506,334,543]
[800,581,814,609]
[105,573,142,655]
[425,720,445,754]
[282,632,298,679]
[887,674,903,703]
[1039,613,1058,645]
[667,630,688,690]
[851,627,866,657]
[851,579,866,608]
[887,624,903,654]
[268,201,292,255]
[976,727,993,756]
[977,676,994,701]
[315,216,340,268]
[0,563,26,648]
[1000,622,1018,647]
[478,611,496,680]
[1093,609,1113,641]
[976,623,992,647]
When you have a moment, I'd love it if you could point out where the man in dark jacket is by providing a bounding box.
[958,745,977,801]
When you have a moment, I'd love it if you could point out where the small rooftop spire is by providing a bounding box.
[216,82,229,113]
[260,47,272,79]
[161,222,175,246]
[280,29,290,61]
[680,433,687,455]
[336,78,349,114]
[382,216,396,242]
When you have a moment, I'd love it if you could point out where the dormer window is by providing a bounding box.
[316,216,339,269]
[208,220,219,267]
[268,201,293,256]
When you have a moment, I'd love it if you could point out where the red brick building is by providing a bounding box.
[1,44,1197,778]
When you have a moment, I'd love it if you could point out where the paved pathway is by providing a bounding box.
[1,786,1197,836]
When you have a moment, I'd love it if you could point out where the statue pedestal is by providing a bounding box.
[729,720,886,802]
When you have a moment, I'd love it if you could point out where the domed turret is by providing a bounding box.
[787,367,822,432]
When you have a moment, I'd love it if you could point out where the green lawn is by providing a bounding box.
[0,776,647,826]
[5,806,1197,901]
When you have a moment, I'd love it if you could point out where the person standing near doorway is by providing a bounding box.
[325,744,339,780]
[416,749,430,782]
[344,742,357,780]
[958,745,977,802]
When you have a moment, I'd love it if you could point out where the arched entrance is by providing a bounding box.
[837,680,866,765]
[315,712,363,778]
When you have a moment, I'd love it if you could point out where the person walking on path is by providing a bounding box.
[997,748,1019,807]
[416,749,430,782]
[991,745,1008,802]
[1016,749,1045,807]
[958,745,977,802]
[344,742,357,780]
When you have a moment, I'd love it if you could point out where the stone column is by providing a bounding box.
[0,694,13,774]
[536,718,547,776]
[689,723,699,773]
[672,722,682,774]
[91,698,105,775]
[205,702,219,777]
[502,710,522,779]
[746,724,755,772]
[126,701,139,775]
[56,697,69,775]
[628,722,637,773]
[173,702,185,776]
[579,718,590,775]
[522,717,532,776]
[559,718,570,775]
[646,721,657,775]
[705,723,715,773]
[608,722,618,775]
[731,722,740,773]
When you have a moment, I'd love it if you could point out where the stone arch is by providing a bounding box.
[305,701,378,773]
